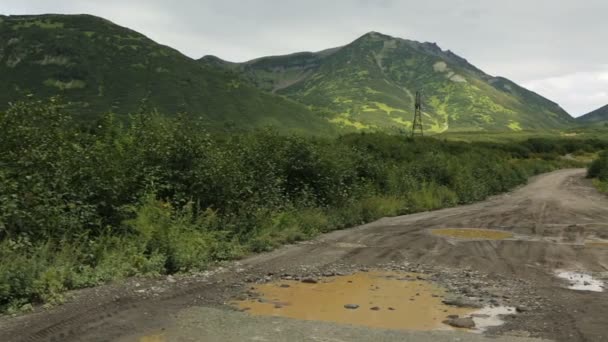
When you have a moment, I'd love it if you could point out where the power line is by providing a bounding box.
[411,91,423,137]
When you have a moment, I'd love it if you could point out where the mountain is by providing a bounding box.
[0,15,574,134]
[577,104,608,124]
[0,14,337,134]
[201,32,574,132]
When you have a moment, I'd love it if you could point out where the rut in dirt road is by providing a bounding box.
[1,169,607,342]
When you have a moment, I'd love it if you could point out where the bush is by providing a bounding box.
[588,151,608,181]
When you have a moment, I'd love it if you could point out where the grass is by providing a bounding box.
[593,179,608,194]
[508,121,523,131]
[12,19,64,30]
[43,79,86,90]
[437,127,608,143]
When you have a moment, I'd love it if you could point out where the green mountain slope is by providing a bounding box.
[577,105,608,124]
[202,32,574,133]
[0,14,336,134]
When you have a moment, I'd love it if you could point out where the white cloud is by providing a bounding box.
[523,67,608,116]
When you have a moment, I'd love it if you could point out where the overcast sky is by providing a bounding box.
[4,0,608,116]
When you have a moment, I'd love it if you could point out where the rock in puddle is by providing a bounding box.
[443,317,476,329]
[301,278,318,284]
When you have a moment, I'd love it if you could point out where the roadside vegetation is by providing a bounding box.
[1,98,607,313]
[588,151,608,193]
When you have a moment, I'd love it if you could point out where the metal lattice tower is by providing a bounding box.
[411,91,423,137]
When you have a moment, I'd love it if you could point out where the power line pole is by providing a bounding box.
[411,91,423,137]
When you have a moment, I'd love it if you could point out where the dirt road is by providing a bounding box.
[1,169,607,342]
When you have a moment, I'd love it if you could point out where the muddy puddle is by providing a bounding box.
[234,271,511,332]
[139,333,165,342]
[555,271,604,292]
[431,228,513,240]
[586,240,608,247]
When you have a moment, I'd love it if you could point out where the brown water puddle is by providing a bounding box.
[233,271,474,331]
[139,333,165,342]
[431,228,513,240]
[586,240,608,247]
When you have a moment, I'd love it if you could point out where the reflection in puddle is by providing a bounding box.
[234,271,478,331]
[431,228,513,240]
[556,271,604,292]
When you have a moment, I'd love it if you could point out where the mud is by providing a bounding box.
[1,169,608,342]
[431,228,513,240]
[586,240,608,247]
[139,334,165,342]
[234,270,474,331]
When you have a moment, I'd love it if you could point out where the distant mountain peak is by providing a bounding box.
[353,32,456,59]
[359,31,391,39]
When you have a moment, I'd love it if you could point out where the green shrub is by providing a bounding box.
[588,151,608,181]
[358,196,406,221]
[593,179,608,194]
[126,197,227,272]
[407,183,459,211]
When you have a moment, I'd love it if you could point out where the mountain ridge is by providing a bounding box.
[577,104,608,124]
[201,31,573,132]
[0,14,338,134]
